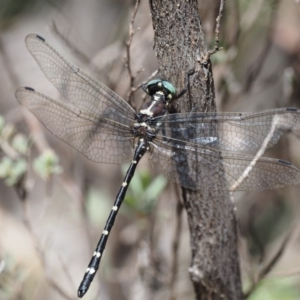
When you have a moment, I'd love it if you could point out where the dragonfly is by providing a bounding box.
[16,34,300,298]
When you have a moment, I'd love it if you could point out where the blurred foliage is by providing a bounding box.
[122,163,167,215]
[247,277,300,300]
[0,115,29,187]
[0,0,67,29]
[247,197,293,258]
[33,149,62,180]
[0,115,62,195]
[0,254,28,300]
[0,157,27,186]
[0,0,300,299]
[86,187,112,227]
[85,164,167,226]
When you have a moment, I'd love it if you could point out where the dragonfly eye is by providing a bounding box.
[162,81,176,98]
[146,79,162,95]
[146,79,176,99]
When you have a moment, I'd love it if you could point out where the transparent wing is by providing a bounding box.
[16,87,135,164]
[154,108,300,152]
[25,34,135,123]
[150,139,300,191]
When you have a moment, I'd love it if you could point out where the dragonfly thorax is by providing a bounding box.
[139,94,167,118]
[131,121,156,142]
[138,78,177,119]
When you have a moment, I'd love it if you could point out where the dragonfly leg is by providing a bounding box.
[174,68,195,100]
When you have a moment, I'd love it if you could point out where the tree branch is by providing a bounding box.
[148,1,242,299]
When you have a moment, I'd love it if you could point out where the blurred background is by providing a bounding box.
[0,0,300,299]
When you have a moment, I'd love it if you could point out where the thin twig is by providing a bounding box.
[241,0,280,94]
[208,0,225,55]
[231,115,279,191]
[269,269,300,278]
[244,227,295,298]
[231,77,295,298]
[138,70,158,88]
[201,0,225,64]
[248,204,266,263]
[125,0,141,107]
[51,21,91,66]
[51,20,123,79]
[129,69,158,96]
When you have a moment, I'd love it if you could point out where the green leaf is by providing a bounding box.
[33,149,62,180]
[86,187,111,227]
[1,123,15,140]
[0,115,4,133]
[144,175,167,201]
[0,157,13,178]
[11,133,28,155]
[122,163,167,215]
[6,159,27,185]
[0,157,27,185]
[248,277,300,300]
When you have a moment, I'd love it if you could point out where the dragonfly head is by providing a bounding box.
[142,79,176,102]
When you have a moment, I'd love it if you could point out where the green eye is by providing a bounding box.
[147,79,161,87]
[162,81,176,96]
[145,79,177,98]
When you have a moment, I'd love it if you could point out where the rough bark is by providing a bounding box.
[148,1,242,299]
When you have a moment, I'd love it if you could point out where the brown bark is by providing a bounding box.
[148,1,242,299]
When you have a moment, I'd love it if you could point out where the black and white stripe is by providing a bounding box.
[77,139,148,297]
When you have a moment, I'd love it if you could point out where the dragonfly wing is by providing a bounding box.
[16,87,135,164]
[150,138,300,191]
[150,140,229,190]
[25,34,135,124]
[155,108,300,152]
